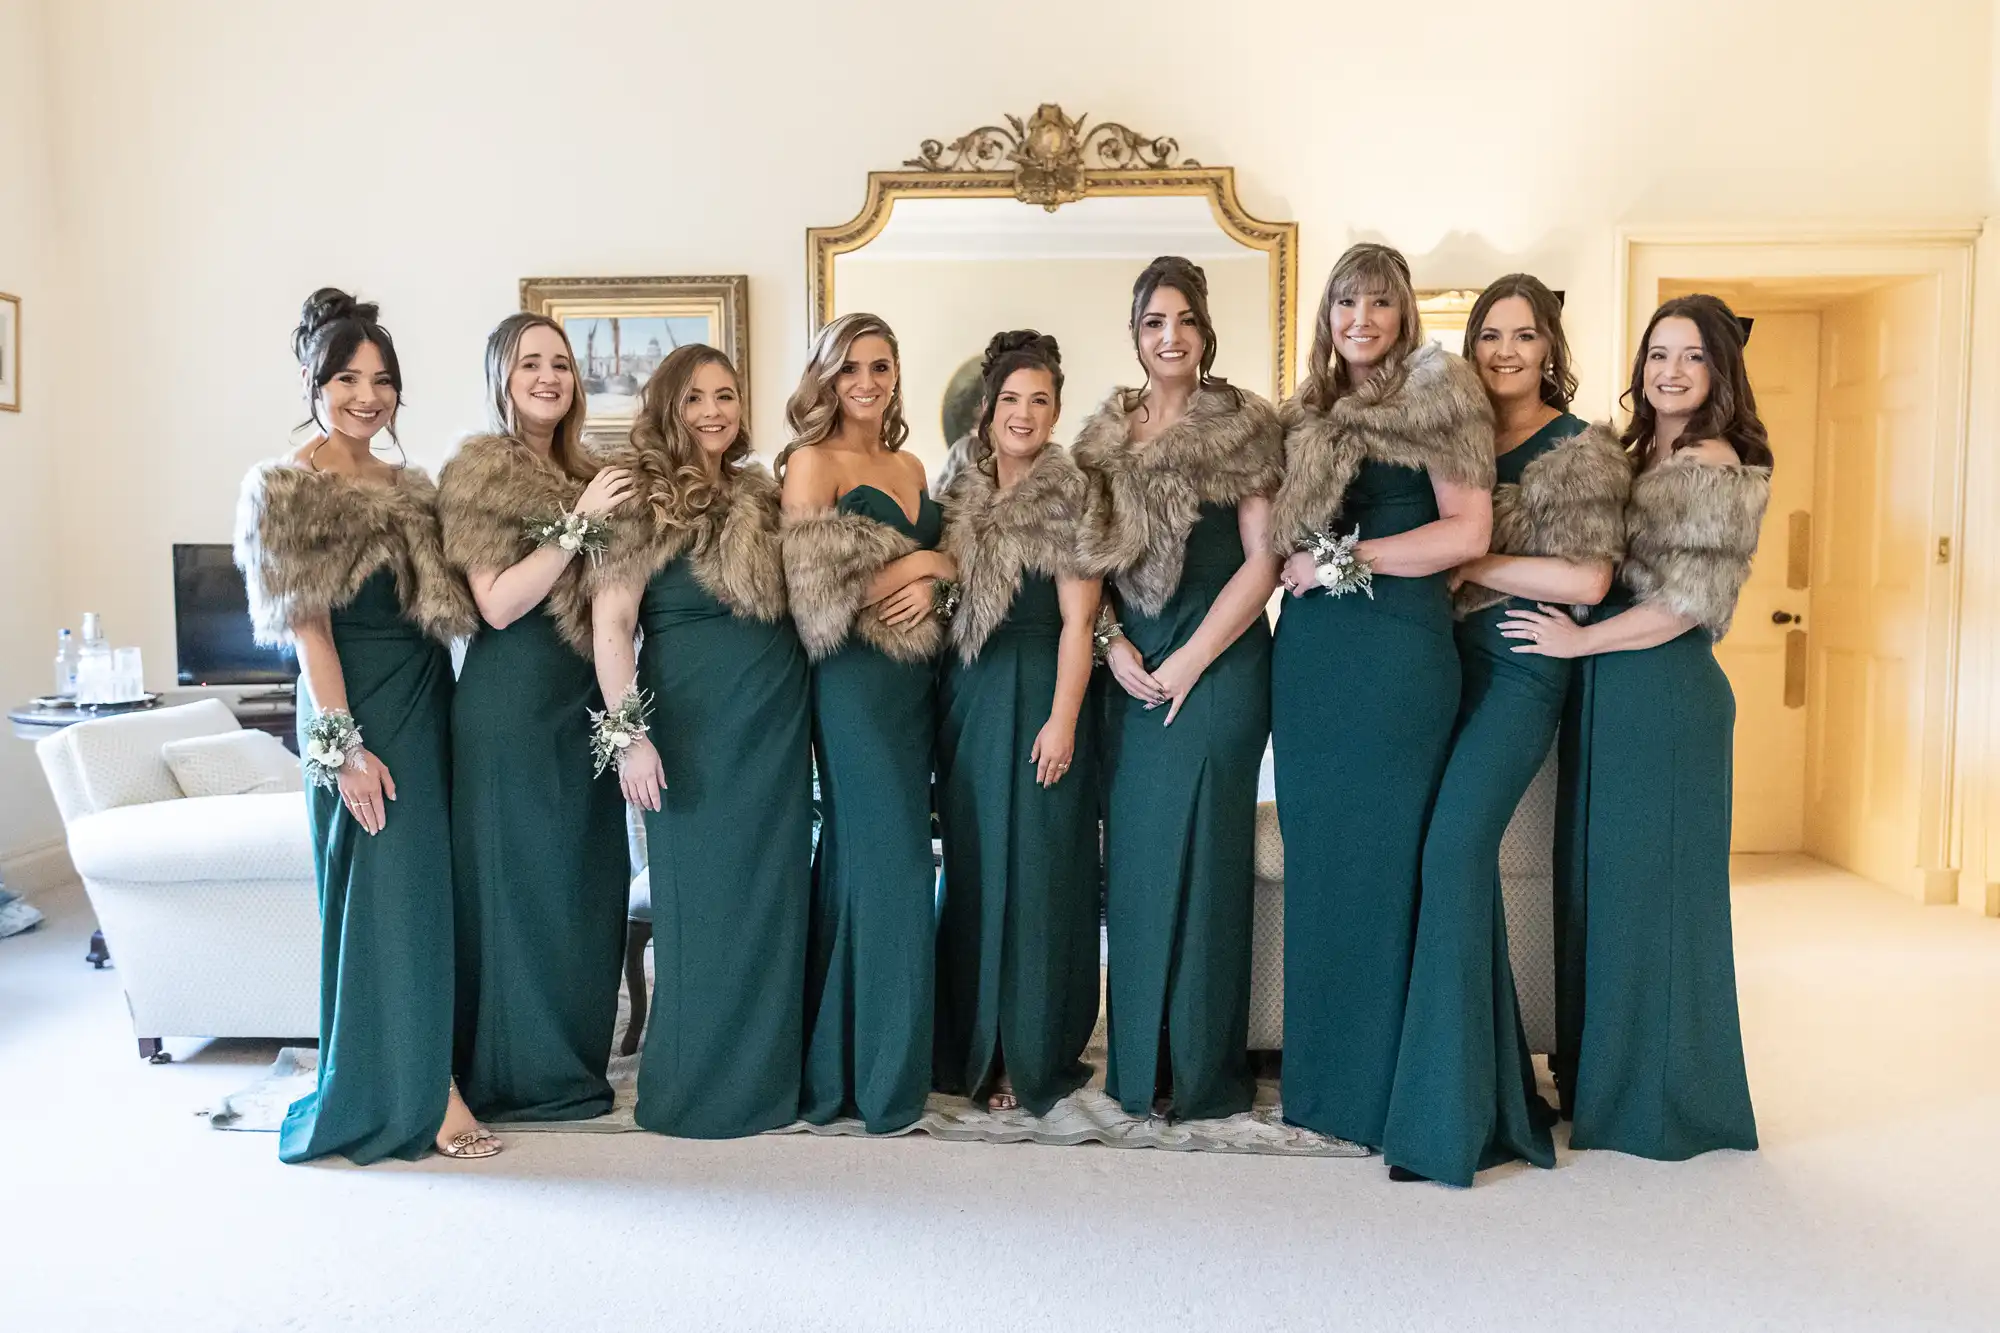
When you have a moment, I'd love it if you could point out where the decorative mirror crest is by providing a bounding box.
[904,103,1199,211]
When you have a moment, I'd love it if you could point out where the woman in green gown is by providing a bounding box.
[1268,244,1495,1151]
[436,314,633,1123]
[570,344,813,1138]
[780,313,954,1133]
[934,331,1102,1115]
[1379,276,1630,1185]
[1075,257,1283,1121]
[1505,293,1770,1161]
[234,288,490,1163]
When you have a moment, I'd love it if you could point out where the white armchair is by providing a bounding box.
[36,699,320,1058]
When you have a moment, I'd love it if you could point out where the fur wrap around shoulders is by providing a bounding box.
[781,487,943,664]
[1070,384,1283,617]
[1455,420,1632,617]
[1620,453,1772,640]
[548,461,789,654]
[233,458,476,647]
[436,432,590,650]
[1269,341,1496,556]
[938,444,1087,664]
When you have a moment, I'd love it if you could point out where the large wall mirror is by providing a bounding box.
[809,105,1298,468]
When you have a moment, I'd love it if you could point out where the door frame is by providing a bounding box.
[1617,227,1979,903]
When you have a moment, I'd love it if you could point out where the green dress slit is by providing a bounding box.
[1379,416,1582,1184]
[1102,503,1268,1120]
[1271,460,1460,1147]
[281,570,456,1164]
[634,555,814,1137]
[935,573,1100,1115]
[800,485,943,1133]
[450,598,628,1122]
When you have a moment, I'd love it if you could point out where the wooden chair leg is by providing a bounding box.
[620,920,651,1057]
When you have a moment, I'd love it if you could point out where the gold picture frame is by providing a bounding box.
[0,291,19,413]
[1417,288,1484,354]
[519,275,749,441]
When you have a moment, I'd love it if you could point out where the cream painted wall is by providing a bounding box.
[835,254,1269,467]
[0,0,65,874]
[2,0,1995,865]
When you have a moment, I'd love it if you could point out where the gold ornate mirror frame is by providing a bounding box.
[808,104,1300,400]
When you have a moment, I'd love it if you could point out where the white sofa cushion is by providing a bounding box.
[66,791,314,885]
[162,730,302,798]
[62,698,242,814]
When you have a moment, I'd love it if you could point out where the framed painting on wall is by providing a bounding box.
[1417,288,1482,355]
[519,275,748,444]
[0,291,19,412]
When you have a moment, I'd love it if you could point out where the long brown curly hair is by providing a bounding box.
[1297,242,1426,411]
[1620,294,1773,470]
[774,312,908,477]
[624,344,752,537]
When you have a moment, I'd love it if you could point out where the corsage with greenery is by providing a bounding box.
[526,510,611,562]
[588,686,653,778]
[1305,528,1374,599]
[1091,604,1125,664]
[932,579,962,622]
[301,709,365,790]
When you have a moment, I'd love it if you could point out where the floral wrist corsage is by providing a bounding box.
[301,709,365,790]
[526,511,611,561]
[932,579,963,622]
[1305,528,1374,600]
[1091,605,1125,664]
[588,686,653,778]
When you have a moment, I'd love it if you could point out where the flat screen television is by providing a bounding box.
[172,543,299,686]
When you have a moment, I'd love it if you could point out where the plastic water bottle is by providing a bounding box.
[53,629,77,698]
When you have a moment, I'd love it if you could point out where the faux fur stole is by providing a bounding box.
[1620,453,1771,640]
[781,491,944,664]
[939,445,1087,664]
[1455,421,1633,617]
[1070,384,1282,616]
[233,459,476,648]
[550,462,789,655]
[436,433,591,649]
[1269,342,1496,556]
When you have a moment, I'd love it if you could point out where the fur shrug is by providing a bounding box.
[1071,385,1283,616]
[782,494,943,664]
[233,460,476,647]
[1621,455,1772,640]
[938,445,1087,664]
[1455,421,1633,617]
[436,432,590,649]
[550,462,789,654]
[1269,342,1496,555]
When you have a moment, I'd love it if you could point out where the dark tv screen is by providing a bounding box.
[173,543,299,686]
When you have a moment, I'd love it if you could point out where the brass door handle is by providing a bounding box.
[1772,611,1801,625]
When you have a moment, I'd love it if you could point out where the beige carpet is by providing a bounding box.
[4,856,1998,1332]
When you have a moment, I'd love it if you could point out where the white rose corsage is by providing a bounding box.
[588,686,653,778]
[1304,528,1374,599]
[526,511,611,562]
[301,709,365,790]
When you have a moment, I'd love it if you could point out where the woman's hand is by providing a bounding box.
[1496,604,1588,658]
[877,578,936,628]
[1030,715,1077,788]
[574,467,635,518]
[1279,550,1318,598]
[619,734,666,812]
[1150,646,1208,725]
[1106,637,1166,707]
[336,748,396,836]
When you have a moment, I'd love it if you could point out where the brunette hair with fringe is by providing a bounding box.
[1297,243,1425,412]
[1463,273,1577,412]
[483,313,594,481]
[1621,293,1774,470]
[775,312,907,477]
[973,329,1063,478]
[625,344,752,538]
[1122,255,1240,414]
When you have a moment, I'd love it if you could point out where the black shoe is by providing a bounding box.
[1387,1165,1429,1183]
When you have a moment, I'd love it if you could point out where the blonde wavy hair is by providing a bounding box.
[624,344,752,538]
[1297,243,1426,411]
[774,312,908,477]
[484,313,594,480]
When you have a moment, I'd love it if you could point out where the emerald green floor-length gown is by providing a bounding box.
[451,601,627,1123]
[1272,462,1460,1147]
[281,570,456,1164]
[1102,504,1268,1120]
[1379,417,1584,1185]
[935,573,1099,1115]
[800,485,943,1133]
[634,556,813,1137]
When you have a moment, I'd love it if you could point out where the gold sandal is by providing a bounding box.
[436,1129,503,1159]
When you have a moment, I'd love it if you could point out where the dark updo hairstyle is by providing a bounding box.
[293,286,405,451]
[1124,255,1240,414]
[1462,273,1577,412]
[973,329,1064,476]
[1621,293,1773,470]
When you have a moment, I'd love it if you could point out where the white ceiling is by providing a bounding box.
[839,194,1260,263]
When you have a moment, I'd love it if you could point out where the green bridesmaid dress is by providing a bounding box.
[935,576,1099,1116]
[285,569,458,1163]
[450,600,627,1122]
[800,485,943,1133]
[1380,414,1596,1185]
